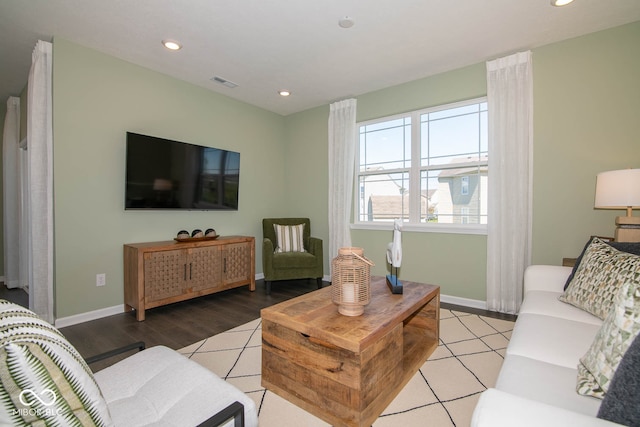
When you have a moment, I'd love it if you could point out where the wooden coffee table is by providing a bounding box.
[261,276,440,427]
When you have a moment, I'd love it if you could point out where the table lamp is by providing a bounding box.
[594,169,640,242]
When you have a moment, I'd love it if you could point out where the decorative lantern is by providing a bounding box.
[331,247,375,316]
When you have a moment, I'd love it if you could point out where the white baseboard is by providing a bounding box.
[55,304,125,328]
[440,294,487,310]
[260,274,486,310]
[54,275,487,327]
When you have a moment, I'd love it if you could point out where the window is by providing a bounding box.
[356,98,488,231]
[461,176,469,195]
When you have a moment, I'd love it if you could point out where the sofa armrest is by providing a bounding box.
[472,389,622,427]
[523,265,572,294]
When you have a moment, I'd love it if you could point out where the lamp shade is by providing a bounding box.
[594,169,640,209]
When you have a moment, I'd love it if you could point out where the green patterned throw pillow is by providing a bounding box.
[0,300,112,426]
[577,281,640,398]
[274,223,306,253]
[559,238,640,320]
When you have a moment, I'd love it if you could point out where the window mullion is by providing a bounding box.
[409,111,421,223]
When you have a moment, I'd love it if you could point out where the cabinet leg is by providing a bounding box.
[317,278,323,289]
[265,281,271,295]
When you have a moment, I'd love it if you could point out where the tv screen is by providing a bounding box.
[125,132,240,210]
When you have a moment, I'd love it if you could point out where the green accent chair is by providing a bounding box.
[262,218,323,294]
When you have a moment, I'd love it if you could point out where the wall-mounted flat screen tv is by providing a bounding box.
[125,132,240,210]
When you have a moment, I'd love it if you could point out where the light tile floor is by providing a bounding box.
[179,309,514,427]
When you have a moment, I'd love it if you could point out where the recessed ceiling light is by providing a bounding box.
[551,0,575,6]
[278,90,291,97]
[338,16,355,29]
[162,39,182,51]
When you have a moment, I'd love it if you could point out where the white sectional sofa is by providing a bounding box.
[471,265,623,427]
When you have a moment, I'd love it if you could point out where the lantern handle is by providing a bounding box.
[349,250,375,267]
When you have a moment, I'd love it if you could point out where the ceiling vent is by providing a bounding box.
[211,76,238,88]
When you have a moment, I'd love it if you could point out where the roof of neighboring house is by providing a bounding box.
[438,156,489,178]
[369,192,432,219]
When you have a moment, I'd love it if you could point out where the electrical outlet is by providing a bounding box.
[96,273,106,287]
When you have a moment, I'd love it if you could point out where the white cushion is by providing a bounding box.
[273,223,306,253]
[519,291,603,326]
[94,346,258,427]
[472,389,621,427]
[495,355,602,416]
[506,313,601,369]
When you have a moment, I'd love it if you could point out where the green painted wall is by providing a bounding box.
[52,39,287,318]
[49,21,640,318]
[531,22,640,264]
[282,106,331,272]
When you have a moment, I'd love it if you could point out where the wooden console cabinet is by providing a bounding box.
[124,236,255,321]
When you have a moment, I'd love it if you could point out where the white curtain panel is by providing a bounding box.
[27,40,54,323]
[486,51,533,314]
[328,98,357,264]
[2,97,21,289]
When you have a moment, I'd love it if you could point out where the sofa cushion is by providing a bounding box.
[564,238,640,291]
[559,238,640,320]
[577,281,640,399]
[519,291,603,326]
[495,354,602,416]
[274,223,306,253]
[597,333,640,426]
[506,313,601,369]
[0,300,112,426]
[272,251,319,269]
[473,388,614,427]
[94,345,258,427]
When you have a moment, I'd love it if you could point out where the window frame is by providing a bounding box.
[352,97,488,235]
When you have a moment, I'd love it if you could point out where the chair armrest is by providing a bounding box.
[197,401,244,427]
[85,341,145,365]
[309,237,323,274]
[309,237,322,256]
[262,238,275,278]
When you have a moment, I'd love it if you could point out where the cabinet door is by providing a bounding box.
[144,249,187,303]
[223,242,252,285]
[188,246,223,292]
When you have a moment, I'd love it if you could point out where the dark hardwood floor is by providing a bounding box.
[0,284,28,308]
[1,279,516,371]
